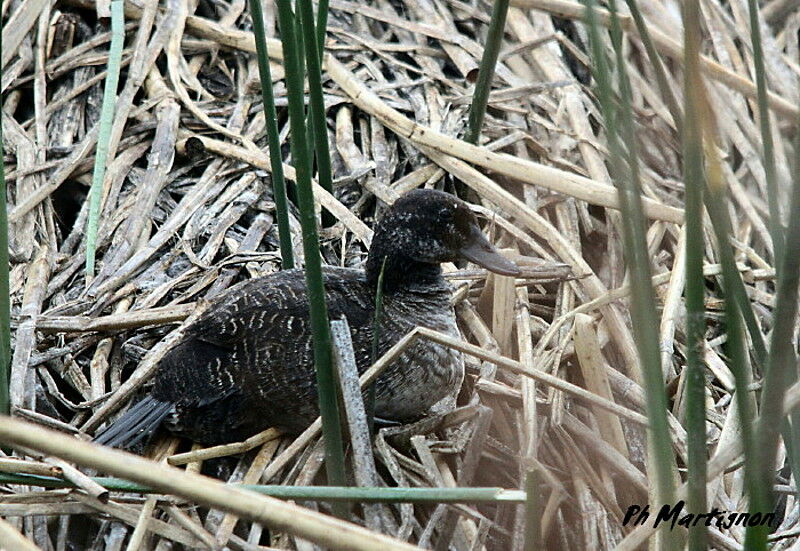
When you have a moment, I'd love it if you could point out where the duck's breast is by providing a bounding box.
[372,286,464,420]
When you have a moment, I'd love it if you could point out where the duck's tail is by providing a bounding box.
[94,396,173,449]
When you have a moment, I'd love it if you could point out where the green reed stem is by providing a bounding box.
[464,0,509,144]
[296,0,335,227]
[316,0,329,59]
[248,0,295,269]
[294,7,311,163]
[274,0,347,493]
[522,469,540,551]
[746,110,800,551]
[85,0,124,277]
[0,472,526,502]
[584,3,676,547]
[312,0,329,187]
[681,3,707,548]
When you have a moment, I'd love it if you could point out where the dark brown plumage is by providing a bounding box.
[95,189,519,447]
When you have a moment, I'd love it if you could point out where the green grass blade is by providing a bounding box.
[681,2,708,547]
[367,259,387,434]
[694,187,769,369]
[746,0,783,270]
[274,0,347,492]
[702,140,764,550]
[744,2,800,545]
[464,0,509,145]
[720,253,768,365]
[621,0,682,133]
[248,0,295,269]
[370,260,386,364]
[719,264,761,546]
[84,0,125,277]
[583,2,676,546]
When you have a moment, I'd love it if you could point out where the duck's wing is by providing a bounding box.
[152,269,377,433]
[185,268,374,347]
[184,271,308,347]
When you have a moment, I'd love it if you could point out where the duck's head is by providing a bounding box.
[366,189,520,290]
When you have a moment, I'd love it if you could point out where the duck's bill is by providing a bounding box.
[460,227,521,277]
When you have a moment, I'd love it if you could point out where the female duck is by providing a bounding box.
[96,189,519,447]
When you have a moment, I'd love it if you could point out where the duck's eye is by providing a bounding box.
[452,205,474,236]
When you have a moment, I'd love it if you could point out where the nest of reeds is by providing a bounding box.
[3,0,800,548]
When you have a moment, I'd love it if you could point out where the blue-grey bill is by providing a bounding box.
[459,226,520,277]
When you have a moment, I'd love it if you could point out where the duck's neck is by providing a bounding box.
[365,252,443,293]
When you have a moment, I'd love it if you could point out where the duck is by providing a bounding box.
[94,189,520,447]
